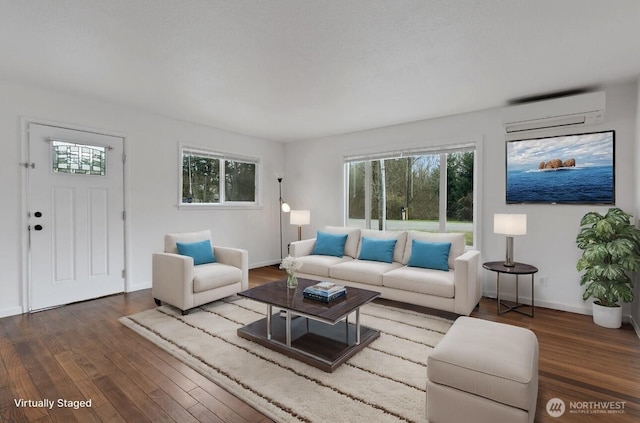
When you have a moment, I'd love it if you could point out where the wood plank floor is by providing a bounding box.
[0,265,638,422]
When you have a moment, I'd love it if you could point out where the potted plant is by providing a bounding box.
[576,207,640,328]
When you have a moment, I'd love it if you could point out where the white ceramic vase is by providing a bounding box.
[592,301,622,329]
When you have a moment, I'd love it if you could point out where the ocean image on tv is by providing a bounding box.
[506,131,614,204]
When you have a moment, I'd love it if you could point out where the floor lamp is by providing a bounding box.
[278,177,290,259]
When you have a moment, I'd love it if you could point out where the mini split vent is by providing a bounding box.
[502,91,606,134]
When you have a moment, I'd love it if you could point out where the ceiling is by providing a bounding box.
[2,1,640,142]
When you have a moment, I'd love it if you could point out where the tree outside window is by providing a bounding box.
[346,148,475,246]
[181,149,258,205]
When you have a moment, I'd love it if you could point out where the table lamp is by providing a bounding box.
[290,210,310,241]
[494,213,527,267]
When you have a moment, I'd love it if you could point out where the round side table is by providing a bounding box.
[482,261,538,317]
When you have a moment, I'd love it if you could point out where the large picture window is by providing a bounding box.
[345,144,476,246]
[181,148,259,206]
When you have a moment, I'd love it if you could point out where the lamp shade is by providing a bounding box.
[281,202,291,213]
[290,210,310,226]
[494,214,527,235]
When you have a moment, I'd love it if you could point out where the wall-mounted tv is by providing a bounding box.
[506,130,615,204]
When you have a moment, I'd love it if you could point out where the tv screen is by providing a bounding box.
[506,130,615,204]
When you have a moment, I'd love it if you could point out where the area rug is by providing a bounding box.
[119,297,452,423]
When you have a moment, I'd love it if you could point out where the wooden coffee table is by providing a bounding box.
[237,278,380,372]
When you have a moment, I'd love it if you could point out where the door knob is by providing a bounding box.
[34,211,42,218]
[34,225,43,231]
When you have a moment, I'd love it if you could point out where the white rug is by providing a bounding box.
[119,297,452,423]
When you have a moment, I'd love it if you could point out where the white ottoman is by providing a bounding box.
[426,317,539,423]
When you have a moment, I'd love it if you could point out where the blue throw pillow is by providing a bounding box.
[358,237,397,263]
[176,239,216,265]
[311,231,348,257]
[408,240,451,271]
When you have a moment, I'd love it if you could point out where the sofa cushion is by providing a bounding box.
[165,229,211,254]
[311,231,348,257]
[330,260,402,286]
[358,229,407,263]
[297,255,353,277]
[408,240,451,271]
[402,231,465,269]
[322,226,361,258]
[193,263,242,293]
[177,239,216,265]
[383,266,455,298]
[358,237,397,263]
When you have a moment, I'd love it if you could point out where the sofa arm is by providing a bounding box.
[152,252,195,311]
[290,238,316,257]
[453,250,482,315]
[214,246,249,290]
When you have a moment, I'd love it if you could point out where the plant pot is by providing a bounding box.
[592,301,622,329]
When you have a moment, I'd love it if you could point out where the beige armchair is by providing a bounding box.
[152,229,248,315]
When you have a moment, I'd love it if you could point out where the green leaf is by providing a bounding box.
[576,208,639,305]
[580,211,603,226]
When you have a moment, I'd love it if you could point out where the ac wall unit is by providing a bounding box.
[502,91,605,134]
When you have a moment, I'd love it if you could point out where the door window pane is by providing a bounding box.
[52,141,106,176]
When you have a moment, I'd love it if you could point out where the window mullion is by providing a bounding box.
[439,153,447,232]
[219,158,226,204]
[364,161,371,229]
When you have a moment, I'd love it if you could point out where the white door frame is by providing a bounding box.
[20,117,130,313]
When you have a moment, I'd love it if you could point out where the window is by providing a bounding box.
[345,144,476,246]
[52,141,106,176]
[181,148,259,206]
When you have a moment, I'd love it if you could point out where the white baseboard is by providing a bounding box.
[483,291,591,315]
[250,259,281,269]
[631,316,640,340]
[483,291,638,324]
[127,281,151,292]
[0,306,24,319]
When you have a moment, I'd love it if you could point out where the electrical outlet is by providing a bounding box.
[539,275,548,286]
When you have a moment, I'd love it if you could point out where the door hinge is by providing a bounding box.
[122,211,126,220]
[19,162,35,169]
[121,269,126,278]
[122,153,126,163]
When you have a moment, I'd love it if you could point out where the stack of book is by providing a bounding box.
[303,281,346,303]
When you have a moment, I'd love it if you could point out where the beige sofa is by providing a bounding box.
[289,226,481,316]
[152,230,248,315]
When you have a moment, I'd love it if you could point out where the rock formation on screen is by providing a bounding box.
[538,158,576,169]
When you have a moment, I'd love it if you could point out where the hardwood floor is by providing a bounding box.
[0,265,638,422]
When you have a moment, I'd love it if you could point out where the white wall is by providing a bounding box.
[0,80,285,318]
[284,81,638,316]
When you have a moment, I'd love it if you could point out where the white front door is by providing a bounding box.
[27,123,125,311]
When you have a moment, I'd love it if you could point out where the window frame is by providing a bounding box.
[179,145,261,209]
[343,140,481,249]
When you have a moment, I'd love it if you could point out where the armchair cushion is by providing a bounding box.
[165,229,212,254]
[193,263,243,293]
[177,239,216,265]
